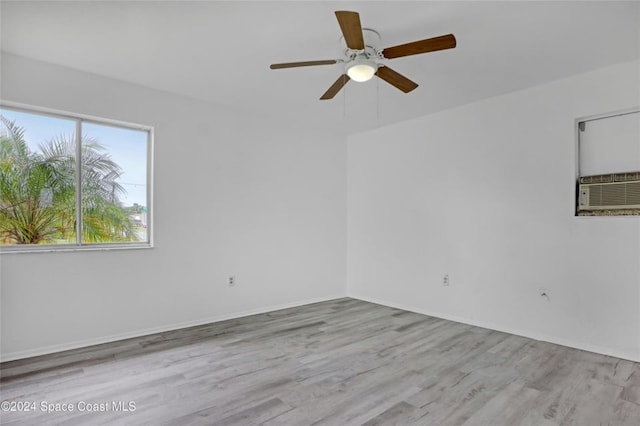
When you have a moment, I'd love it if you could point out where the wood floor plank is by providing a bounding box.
[1,298,639,425]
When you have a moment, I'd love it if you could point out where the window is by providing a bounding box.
[576,109,640,216]
[0,104,152,251]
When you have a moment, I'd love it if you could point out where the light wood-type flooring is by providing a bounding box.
[1,298,639,425]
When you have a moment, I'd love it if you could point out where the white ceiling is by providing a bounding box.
[1,1,639,135]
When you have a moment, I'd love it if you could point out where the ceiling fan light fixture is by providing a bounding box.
[269,11,456,99]
[346,58,377,82]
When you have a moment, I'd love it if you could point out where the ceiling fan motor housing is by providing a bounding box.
[342,28,383,62]
[342,28,383,81]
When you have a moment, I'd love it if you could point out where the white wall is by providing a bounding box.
[0,53,347,361]
[3,52,639,363]
[347,60,640,361]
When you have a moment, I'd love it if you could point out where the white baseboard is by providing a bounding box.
[348,293,640,363]
[0,294,346,362]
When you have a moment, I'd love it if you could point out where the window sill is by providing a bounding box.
[0,243,153,254]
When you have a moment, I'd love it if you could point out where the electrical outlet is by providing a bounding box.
[228,275,236,287]
[443,274,449,286]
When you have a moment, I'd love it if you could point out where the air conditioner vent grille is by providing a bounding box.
[581,174,613,184]
[581,172,640,184]
[588,185,601,205]
[578,172,640,213]
[615,172,640,182]
[601,184,626,205]
[627,182,640,204]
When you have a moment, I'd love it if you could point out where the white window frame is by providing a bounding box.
[574,107,640,217]
[0,101,154,253]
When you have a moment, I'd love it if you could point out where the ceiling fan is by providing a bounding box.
[270,11,457,100]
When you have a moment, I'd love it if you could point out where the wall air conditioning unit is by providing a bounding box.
[578,172,640,213]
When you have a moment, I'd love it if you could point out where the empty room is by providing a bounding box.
[1,1,639,425]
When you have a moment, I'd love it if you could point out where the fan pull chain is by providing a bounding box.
[343,77,347,118]
[376,75,380,126]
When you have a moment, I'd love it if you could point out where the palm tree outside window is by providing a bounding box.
[0,106,151,250]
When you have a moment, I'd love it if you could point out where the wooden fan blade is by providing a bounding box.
[335,11,365,50]
[320,74,350,100]
[382,34,457,59]
[270,60,338,69]
[375,66,418,93]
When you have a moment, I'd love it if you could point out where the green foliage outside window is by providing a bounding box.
[0,115,142,245]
